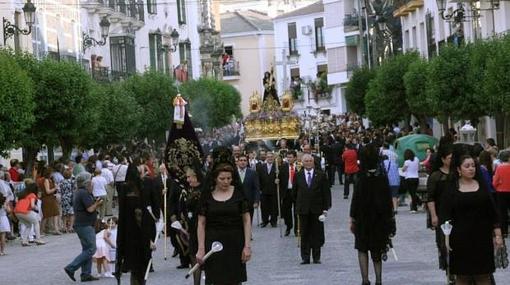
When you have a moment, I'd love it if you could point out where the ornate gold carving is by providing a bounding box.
[249,91,262,113]
[281,91,294,112]
[166,138,201,180]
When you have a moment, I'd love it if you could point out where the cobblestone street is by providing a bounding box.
[2,184,509,284]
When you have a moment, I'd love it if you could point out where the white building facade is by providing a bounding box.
[323,0,363,115]
[273,1,346,116]
[1,0,206,81]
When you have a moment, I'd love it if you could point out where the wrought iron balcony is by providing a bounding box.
[222,59,240,77]
[90,66,134,82]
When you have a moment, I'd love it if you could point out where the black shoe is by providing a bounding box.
[271,224,277,228]
[285,228,291,236]
[176,264,189,269]
[313,260,321,264]
[81,275,99,282]
[172,249,178,258]
[362,282,370,285]
[260,222,268,228]
[340,182,344,185]
[150,264,154,272]
[64,268,76,282]
[344,195,348,199]
[300,260,310,265]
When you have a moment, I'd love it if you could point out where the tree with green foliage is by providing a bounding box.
[483,35,510,114]
[426,44,484,125]
[0,50,35,155]
[123,70,178,144]
[92,83,142,148]
[35,59,95,160]
[180,78,242,130]
[466,39,497,116]
[404,58,434,130]
[365,52,419,126]
[345,66,375,116]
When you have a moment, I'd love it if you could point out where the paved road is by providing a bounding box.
[2,184,509,284]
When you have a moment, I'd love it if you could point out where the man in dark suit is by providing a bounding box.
[331,135,345,185]
[293,153,331,265]
[237,154,260,223]
[257,152,278,227]
[279,150,298,236]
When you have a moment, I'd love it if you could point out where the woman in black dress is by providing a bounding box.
[426,144,453,277]
[441,154,504,285]
[349,143,395,285]
[196,163,252,285]
[184,166,204,285]
[116,161,158,285]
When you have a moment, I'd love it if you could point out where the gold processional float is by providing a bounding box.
[243,90,300,142]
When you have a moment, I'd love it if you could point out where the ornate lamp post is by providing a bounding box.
[3,0,37,45]
[168,28,179,52]
[82,16,110,52]
[436,0,466,23]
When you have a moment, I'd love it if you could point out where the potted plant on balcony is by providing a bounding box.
[310,73,332,100]
[290,77,303,100]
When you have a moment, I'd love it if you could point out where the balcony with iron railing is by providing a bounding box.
[91,66,134,82]
[83,0,144,27]
[222,59,240,80]
[344,13,365,32]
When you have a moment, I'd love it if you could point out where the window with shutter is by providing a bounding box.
[177,0,186,24]
[314,18,325,51]
[288,22,298,55]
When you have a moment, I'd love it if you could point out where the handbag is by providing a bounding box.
[495,243,509,269]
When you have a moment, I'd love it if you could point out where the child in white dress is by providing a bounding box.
[93,217,117,277]
[108,217,118,274]
[0,193,12,255]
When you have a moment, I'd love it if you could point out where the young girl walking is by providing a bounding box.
[93,217,117,277]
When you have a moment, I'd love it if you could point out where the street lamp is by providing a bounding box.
[3,0,37,45]
[82,16,110,52]
[168,28,180,52]
[436,1,466,23]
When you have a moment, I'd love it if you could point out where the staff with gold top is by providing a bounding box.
[274,151,283,238]
[157,164,171,260]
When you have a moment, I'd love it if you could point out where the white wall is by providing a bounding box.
[274,10,346,115]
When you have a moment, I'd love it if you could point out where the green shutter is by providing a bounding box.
[345,35,358,46]
[149,33,156,69]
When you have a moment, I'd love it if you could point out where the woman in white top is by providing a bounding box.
[402,149,421,213]
[92,169,108,219]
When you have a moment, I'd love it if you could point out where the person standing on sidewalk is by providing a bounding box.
[64,172,104,282]
[343,143,360,199]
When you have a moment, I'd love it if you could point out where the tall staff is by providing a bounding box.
[163,178,168,260]
[275,152,283,238]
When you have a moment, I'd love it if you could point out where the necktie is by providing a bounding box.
[240,169,245,183]
[307,171,312,188]
[290,165,295,184]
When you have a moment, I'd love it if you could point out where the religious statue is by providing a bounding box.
[263,68,280,105]
[281,91,294,112]
[249,91,262,113]
[173,94,187,129]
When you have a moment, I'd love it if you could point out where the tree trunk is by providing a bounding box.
[47,144,55,164]
[22,146,39,178]
[60,139,73,161]
[417,115,429,135]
